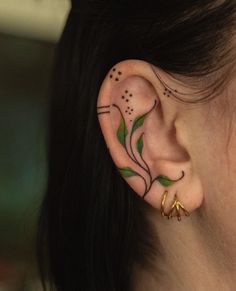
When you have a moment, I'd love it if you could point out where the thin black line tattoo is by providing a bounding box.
[150,64,212,103]
[97,111,110,115]
[97,105,110,109]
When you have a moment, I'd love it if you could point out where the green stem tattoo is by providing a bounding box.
[113,100,185,198]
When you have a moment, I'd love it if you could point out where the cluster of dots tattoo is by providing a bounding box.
[109,67,122,82]
[163,87,178,97]
[121,90,134,122]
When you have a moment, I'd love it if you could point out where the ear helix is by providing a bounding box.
[97,65,190,222]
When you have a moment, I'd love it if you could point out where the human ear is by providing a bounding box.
[97,60,203,221]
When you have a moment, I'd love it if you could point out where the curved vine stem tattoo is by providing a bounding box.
[113,100,185,198]
[112,104,149,175]
[129,102,157,184]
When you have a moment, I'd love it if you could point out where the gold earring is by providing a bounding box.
[161,190,168,217]
[161,190,190,221]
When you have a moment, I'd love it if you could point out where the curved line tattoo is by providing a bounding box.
[129,100,157,174]
[139,133,152,184]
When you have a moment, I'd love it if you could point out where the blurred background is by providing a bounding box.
[0,1,70,290]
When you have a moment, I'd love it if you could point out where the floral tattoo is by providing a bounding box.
[113,98,185,199]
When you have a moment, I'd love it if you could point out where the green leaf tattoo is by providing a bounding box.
[156,175,176,187]
[131,116,145,134]
[117,118,128,147]
[136,134,144,154]
[155,171,185,187]
[118,167,139,177]
[113,99,185,199]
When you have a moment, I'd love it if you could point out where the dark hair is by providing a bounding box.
[37,1,236,290]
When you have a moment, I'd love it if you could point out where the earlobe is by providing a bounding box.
[97,60,204,221]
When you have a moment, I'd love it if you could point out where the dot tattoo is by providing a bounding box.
[110,67,122,82]
[120,90,135,118]
[163,87,173,97]
[150,65,186,101]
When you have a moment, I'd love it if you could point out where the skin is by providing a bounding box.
[132,66,236,291]
[98,60,236,290]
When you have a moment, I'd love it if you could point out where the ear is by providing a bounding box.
[97,60,203,221]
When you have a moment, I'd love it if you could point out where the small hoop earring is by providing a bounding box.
[161,190,190,221]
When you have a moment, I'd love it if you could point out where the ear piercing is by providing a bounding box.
[161,190,190,221]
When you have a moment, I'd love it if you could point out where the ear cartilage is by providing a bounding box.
[161,190,190,221]
[97,105,111,116]
[110,67,122,82]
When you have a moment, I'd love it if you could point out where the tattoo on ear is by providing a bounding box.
[121,90,134,122]
[163,87,176,97]
[163,87,178,97]
[113,98,185,199]
[150,65,182,100]
[97,105,111,116]
[109,67,122,82]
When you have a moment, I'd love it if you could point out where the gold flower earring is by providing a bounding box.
[161,190,190,221]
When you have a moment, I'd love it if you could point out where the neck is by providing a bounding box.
[132,209,236,291]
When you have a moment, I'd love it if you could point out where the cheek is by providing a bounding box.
[227,128,236,176]
[182,101,236,254]
[182,100,236,197]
